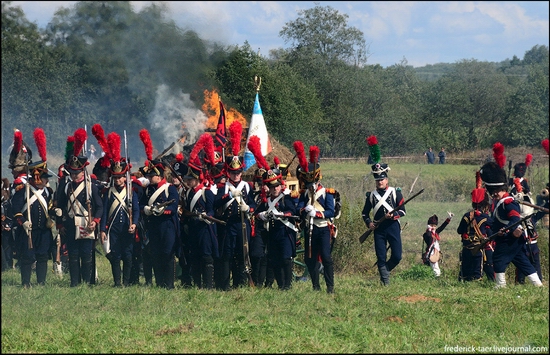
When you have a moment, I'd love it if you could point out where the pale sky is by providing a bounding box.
[8,1,550,68]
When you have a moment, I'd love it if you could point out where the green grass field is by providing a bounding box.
[2,160,548,353]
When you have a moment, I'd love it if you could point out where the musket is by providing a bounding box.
[266,211,301,221]
[281,154,296,177]
[470,213,535,255]
[237,195,254,287]
[83,168,93,228]
[180,208,227,225]
[516,200,549,213]
[124,130,133,227]
[507,159,513,181]
[359,188,425,244]
[24,152,33,249]
[307,185,315,258]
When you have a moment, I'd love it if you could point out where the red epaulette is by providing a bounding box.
[15,184,24,192]
[326,187,336,194]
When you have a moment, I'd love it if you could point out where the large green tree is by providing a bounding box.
[279,4,368,66]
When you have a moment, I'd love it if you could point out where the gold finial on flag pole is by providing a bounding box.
[254,75,261,92]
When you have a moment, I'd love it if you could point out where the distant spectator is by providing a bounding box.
[424,148,435,164]
[438,148,446,164]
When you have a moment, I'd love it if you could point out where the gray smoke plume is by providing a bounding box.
[149,84,207,150]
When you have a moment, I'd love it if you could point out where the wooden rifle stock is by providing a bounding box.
[470,213,535,255]
[359,188,425,244]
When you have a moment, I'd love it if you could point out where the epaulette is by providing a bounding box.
[15,184,24,192]
[396,187,402,192]
[365,191,371,198]
[326,187,336,194]
[290,190,301,199]
[13,178,23,185]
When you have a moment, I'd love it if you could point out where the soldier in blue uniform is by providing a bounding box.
[255,167,297,290]
[362,162,405,286]
[11,128,54,287]
[140,158,179,289]
[56,128,103,287]
[479,156,542,288]
[294,142,335,293]
[181,156,219,289]
[99,133,139,287]
[214,121,256,290]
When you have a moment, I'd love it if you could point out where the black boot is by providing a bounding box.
[80,255,92,285]
[306,259,320,291]
[283,258,293,290]
[164,255,175,290]
[35,254,49,285]
[69,255,80,287]
[378,265,390,286]
[111,261,122,287]
[122,257,132,287]
[21,262,32,288]
[323,260,334,293]
[202,256,215,290]
[220,256,231,291]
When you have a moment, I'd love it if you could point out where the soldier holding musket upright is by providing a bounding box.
[100,132,139,287]
[56,128,103,287]
[294,141,335,294]
[139,129,179,289]
[11,128,55,287]
[214,121,256,290]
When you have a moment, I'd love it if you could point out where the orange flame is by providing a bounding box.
[202,89,248,130]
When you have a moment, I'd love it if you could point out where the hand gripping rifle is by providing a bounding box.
[124,130,133,227]
[359,188,425,244]
[470,213,535,255]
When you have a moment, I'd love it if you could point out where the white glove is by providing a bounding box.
[272,210,284,217]
[23,221,32,233]
[258,212,268,221]
[54,208,63,217]
[229,187,242,199]
[152,205,166,216]
[240,202,250,213]
[144,205,153,216]
[447,211,454,219]
[198,212,208,220]
[307,209,317,218]
[304,205,314,213]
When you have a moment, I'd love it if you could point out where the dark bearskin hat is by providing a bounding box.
[480,162,507,194]
[480,142,507,194]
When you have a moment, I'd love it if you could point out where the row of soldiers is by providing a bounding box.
[3,122,338,292]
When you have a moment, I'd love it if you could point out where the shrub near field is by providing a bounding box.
[1,160,548,353]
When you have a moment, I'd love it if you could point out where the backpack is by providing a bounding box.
[325,187,341,220]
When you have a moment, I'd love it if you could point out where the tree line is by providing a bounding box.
[2,1,548,167]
